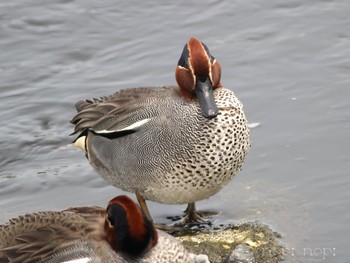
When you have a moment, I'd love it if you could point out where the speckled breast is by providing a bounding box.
[87,87,250,204]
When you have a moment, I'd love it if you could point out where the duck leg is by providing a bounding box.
[135,193,210,228]
[135,192,185,232]
[178,202,209,225]
[136,192,153,222]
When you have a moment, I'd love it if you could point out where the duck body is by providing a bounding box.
[72,86,249,205]
[0,196,195,263]
[71,38,250,222]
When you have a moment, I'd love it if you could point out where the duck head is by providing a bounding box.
[176,37,222,118]
[104,195,158,257]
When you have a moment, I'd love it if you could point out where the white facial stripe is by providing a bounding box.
[189,41,212,84]
[187,47,196,87]
[209,59,218,84]
[203,46,213,83]
[209,66,213,83]
[62,258,92,263]
[187,42,193,71]
[94,118,151,134]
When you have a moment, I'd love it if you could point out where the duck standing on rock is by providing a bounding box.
[70,37,250,224]
[0,195,200,263]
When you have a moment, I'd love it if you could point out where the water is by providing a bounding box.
[1,0,349,262]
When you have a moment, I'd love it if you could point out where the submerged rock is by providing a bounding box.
[174,222,284,263]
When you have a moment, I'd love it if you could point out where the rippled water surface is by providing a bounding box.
[1,1,349,262]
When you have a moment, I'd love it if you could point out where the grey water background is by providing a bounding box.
[1,0,349,262]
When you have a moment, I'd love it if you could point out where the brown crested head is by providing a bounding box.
[104,195,158,257]
[176,37,222,118]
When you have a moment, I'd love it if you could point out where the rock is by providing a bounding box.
[226,243,255,263]
[174,222,284,263]
[190,253,211,263]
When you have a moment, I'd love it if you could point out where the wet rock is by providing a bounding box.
[190,253,210,263]
[174,222,284,263]
[226,243,254,263]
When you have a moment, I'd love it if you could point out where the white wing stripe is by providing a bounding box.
[94,118,151,134]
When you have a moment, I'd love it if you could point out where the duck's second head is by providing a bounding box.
[104,195,158,258]
[176,37,222,118]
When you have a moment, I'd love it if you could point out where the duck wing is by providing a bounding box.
[70,87,177,136]
[0,209,105,263]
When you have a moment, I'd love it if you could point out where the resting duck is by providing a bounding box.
[70,37,250,223]
[0,195,199,263]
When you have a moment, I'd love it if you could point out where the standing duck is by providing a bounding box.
[0,195,198,263]
[70,37,250,223]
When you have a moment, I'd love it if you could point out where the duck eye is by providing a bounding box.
[178,43,189,69]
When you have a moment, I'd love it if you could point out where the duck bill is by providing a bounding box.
[195,78,218,118]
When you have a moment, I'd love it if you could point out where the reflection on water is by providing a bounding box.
[1,0,350,262]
